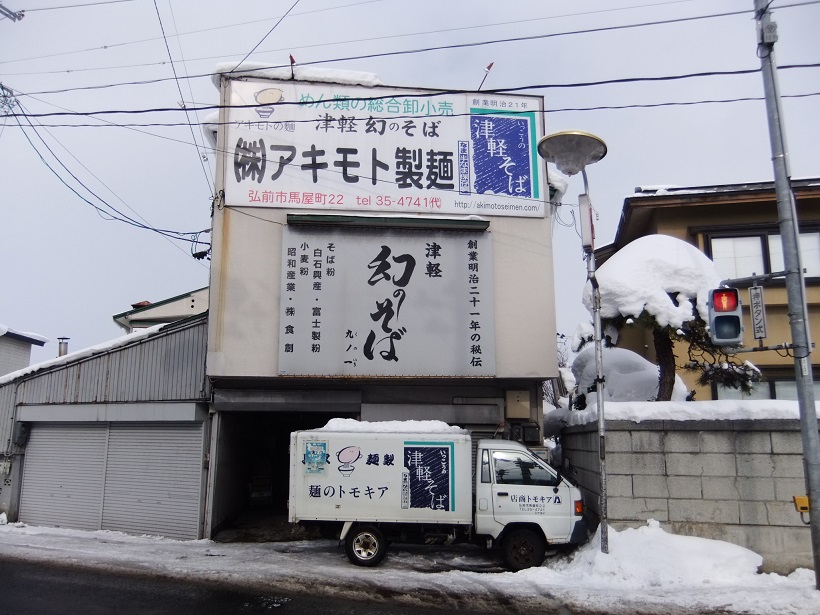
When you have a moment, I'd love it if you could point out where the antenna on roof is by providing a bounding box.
[478,62,494,91]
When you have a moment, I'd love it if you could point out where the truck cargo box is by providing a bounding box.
[289,427,473,525]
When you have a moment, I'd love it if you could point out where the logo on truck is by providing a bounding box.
[336,446,362,477]
[403,444,453,511]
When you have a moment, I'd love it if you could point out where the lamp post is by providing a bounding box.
[537,131,610,553]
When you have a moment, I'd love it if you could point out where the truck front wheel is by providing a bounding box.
[502,528,546,570]
[345,525,387,567]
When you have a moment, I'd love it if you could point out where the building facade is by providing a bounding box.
[2,69,562,540]
[203,69,560,533]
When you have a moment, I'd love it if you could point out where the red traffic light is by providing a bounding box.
[712,288,739,312]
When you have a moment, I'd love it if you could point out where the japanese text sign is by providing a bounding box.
[226,79,546,217]
[279,226,495,376]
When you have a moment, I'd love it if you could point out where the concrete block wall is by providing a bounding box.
[560,419,813,574]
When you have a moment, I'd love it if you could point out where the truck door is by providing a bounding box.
[490,449,574,541]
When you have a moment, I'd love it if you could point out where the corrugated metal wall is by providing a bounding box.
[0,384,15,452]
[16,319,208,406]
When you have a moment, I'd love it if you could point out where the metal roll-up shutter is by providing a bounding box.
[102,423,204,540]
[19,423,108,531]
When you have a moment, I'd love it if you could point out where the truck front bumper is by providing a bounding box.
[569,516,592,544]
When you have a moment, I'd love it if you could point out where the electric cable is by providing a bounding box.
[19,99,210,263]
[229,0,301,74]
[8,61,819,120]
[14,104,210,245]
[152,0,214,194]
[10,4,817,97]
[0,0,385,67]
[8,0,818,79]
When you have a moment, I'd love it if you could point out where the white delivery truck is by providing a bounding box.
[289,422,589,570]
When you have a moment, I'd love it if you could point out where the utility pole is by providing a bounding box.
[754,0,820,589]
[0,3,24,21]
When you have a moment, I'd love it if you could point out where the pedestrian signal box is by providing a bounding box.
[708,288,743,346]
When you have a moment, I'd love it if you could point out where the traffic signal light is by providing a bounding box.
[708,288,743,346]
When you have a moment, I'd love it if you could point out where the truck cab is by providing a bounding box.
[474,439,587,569]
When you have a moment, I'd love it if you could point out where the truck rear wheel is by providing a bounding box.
[345,525,387,567]
[502,528,546,570]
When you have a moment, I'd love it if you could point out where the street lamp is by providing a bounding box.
[537,130,610,554]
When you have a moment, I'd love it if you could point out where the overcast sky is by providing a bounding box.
[2,0,818,365]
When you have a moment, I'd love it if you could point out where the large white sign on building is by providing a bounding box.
[226,79,546,218]
[278,226,495,377]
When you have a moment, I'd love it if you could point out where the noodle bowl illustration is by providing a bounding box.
[254,88,283,118]
[336,446,362,476]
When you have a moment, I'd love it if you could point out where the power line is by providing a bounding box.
[13,103,210,245]
[19,99,208,263]
[152,0,213,193]
[7,62,820,120]
[3,5,774,97]
[230,0,301,74]
[11,90,820,129]
[0,0,386,66]
[5,0,819,83]
[23,0,137,11]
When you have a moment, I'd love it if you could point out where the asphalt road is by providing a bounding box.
[1,558,528,615]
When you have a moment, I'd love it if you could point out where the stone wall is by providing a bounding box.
[560,418,812,574]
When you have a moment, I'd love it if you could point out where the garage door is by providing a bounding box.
[19,423,108,531]
[19,422,204,540]
[102,423,204,540]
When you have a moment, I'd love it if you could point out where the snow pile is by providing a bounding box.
[583,234,721,328]
[571,346,688,406]
[2,520,818,614]
[316,418,467,434]
[558,398,820,427]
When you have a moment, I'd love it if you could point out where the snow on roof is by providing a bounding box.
[0,323,49,345]
[0,325,163,387]
[583,234,720,329]
[628,177,820,199]
[211,62,383,89]
[314,418,468,434]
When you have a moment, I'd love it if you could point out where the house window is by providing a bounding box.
[716,379,811,400]
[715,383,772,401]
[768,233,820,277]
[709,231,820,281]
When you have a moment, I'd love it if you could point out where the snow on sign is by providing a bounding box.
[278,226,495,377]
[225,79,546,217]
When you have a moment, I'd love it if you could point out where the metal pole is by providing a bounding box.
[583,168,608,554]
[754,0,820,587]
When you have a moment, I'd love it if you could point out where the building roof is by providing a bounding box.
[0,314,206,387]
[0,324,47,347]
[599,177,820,259]
[112,287,209,331]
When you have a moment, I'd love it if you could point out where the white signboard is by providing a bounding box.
[749,285,767,340]
[225,79,546,217]
[279,226,495,376]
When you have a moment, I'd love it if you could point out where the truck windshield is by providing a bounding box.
[492,451,559,487]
